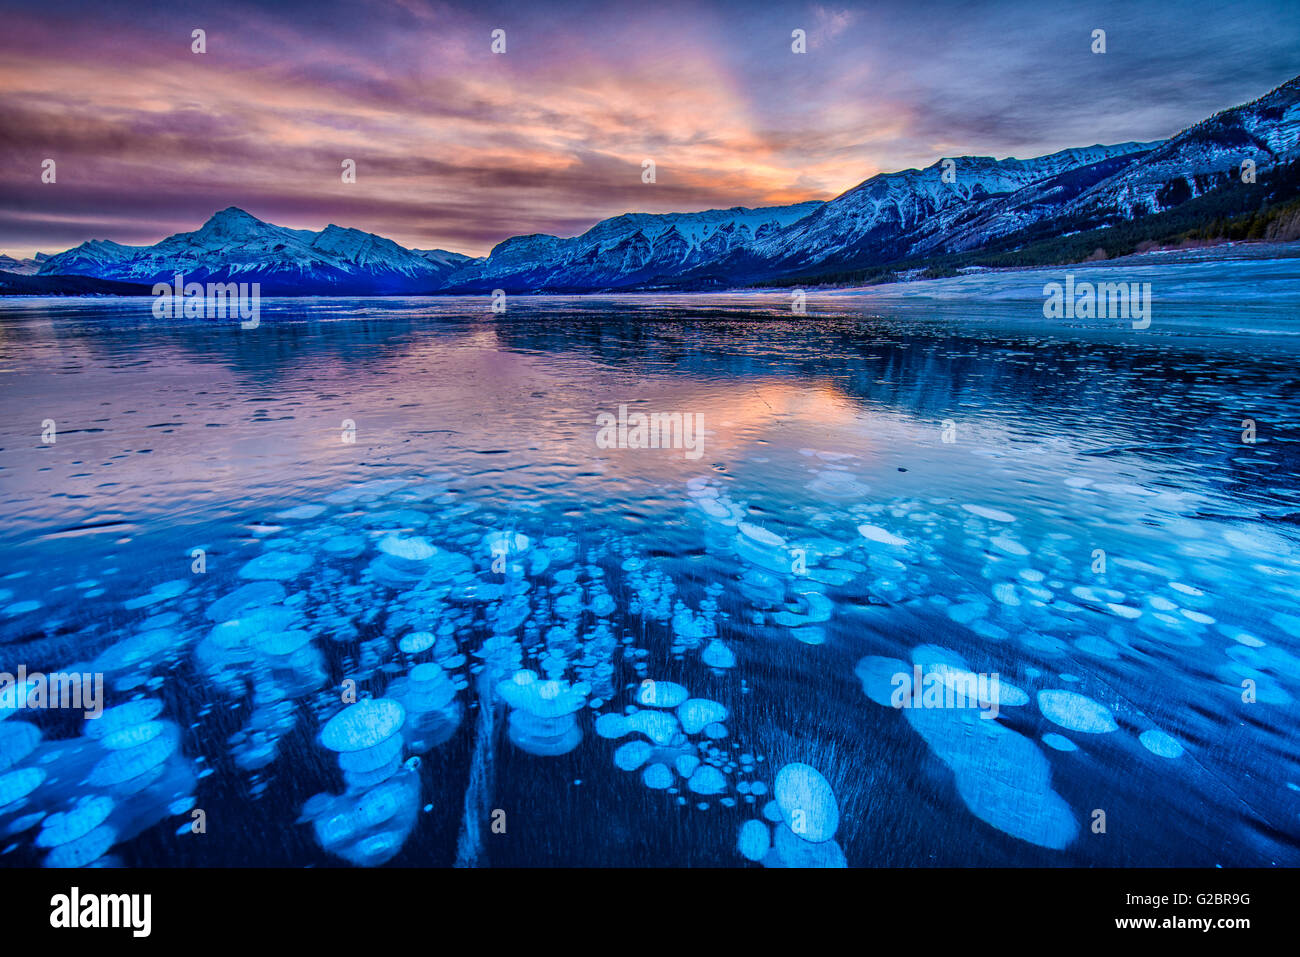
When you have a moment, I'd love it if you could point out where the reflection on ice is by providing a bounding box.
[4,286,1300,867]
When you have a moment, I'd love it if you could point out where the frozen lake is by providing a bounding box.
[1,260,1298,866]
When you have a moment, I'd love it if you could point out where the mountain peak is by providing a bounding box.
[197,207,271,237]
[211,205,257,220]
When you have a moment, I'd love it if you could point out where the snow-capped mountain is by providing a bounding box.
[1053,76,1300,223]
[38,208,465,294]
[916,147,1162,255]
[34,240,136,275]
[711,76,1300,281]
[730,143,1161,275]
[441,203,823,292]
[0,253,45,275]
[413,248,481,270]
[23,74,1300,295]
[923,76,1300,260]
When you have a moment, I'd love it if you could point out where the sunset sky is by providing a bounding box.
[1,0,1297,259]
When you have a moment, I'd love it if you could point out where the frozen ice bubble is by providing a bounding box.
[702,640,736,669]
[338,733,406,774]
[855,655,910,707]
[636,680,689,708]
[773,763,839,843]
[0,722,41,772]
[93,628,176,673]
[990,536,1029,557]
[1037,690,1118,734]
[101,720,169,751]
[1139,729,1184,759]
[484,530,530,554]
[738,820,770,862]
[276,504,327,521]
[675,754,700,778]
[643,763,673,789]
[626,709,680,745]
[321,699,406,753]
[42,824,115,868]
[252,629,313,657]
[378,536,437,561]
[36,795,114,848]
[614,740,653,771]
[496,671,586,718]
[86,699,163,738]
[238,551,313,581]
[88,726,180,786]
[0,766,44,805]
[399,632,436,654]
[772,824,846,867]
[594,713,629,739]
[688,765,727,795]
[857,524,909,547]
[677,699,727,736]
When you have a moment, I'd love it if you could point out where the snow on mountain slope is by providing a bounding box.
[413,248,480,269]
[38,208,456,292]
[307,223,438,274]
[908,145,1160,255]
[444,203,823,291]
[1057,76,1300,222]
[744,142,1162,272]
[36,238,138,275]
[0,254,43,275]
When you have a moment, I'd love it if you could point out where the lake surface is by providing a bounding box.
[1,259,1299,867]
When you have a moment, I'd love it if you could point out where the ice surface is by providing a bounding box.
[0,722,41,772]
[7,285,1300,866]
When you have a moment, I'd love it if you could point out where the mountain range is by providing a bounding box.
[6,74,1300,296]
[0,253,47,275]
